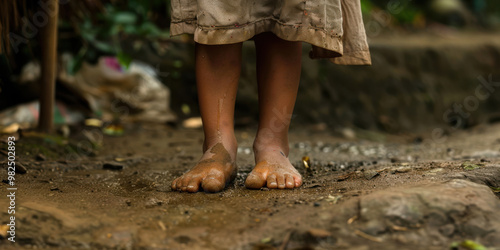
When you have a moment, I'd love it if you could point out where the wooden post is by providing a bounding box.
[38,0,59,133]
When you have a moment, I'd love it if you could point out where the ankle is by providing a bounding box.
[253,138,289,156]
[203,134,237,153]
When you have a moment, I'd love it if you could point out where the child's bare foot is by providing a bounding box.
[171,141,237,193]
[245,144,302,189]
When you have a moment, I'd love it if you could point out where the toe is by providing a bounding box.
[201,177,225,193]
[267,174,278,189]
[285,174,294,189]
[245,171,267,189]
[180,177,191,192]
[294,175,303,187]
[201,171,225,193]
[171,177,180,191]
[187,177,202,193]
[277,174,286,189]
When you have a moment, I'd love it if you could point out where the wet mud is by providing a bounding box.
[1,123,500,249]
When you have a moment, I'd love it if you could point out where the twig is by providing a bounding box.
[347,215,358,225]
[354,229,382,243]
[278,231,292,250]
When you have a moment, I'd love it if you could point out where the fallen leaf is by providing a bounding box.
[461,162,483,171]
[302,156,311,169]
[450,240,487,250]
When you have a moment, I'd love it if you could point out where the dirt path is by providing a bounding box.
[1,123,500,249]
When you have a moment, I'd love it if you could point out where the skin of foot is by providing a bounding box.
[171,142,237,193]
[245,144,302,189]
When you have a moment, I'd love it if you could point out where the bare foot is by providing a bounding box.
[171,142,237,193]
[245,145,302,189]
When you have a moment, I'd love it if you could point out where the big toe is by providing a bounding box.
[245,171,267,189]
[201,173,225,193]
[201,178,225,193]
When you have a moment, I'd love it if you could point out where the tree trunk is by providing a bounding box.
[38,0,59,133]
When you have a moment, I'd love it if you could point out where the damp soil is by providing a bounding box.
[1,123,500,249]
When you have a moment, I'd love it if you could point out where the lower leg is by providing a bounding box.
[172,43,242,193]
[245,32,303,189]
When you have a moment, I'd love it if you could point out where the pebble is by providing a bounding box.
[36,153,46,161]
[103,162,124,170]
[363,170,380,180]
[145,198,163,208]
[16,162,28,174]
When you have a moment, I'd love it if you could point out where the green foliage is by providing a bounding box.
[450,240,487,250]
[361,0,422,25]
[70,0,170,74]
[461,162,484,170]
[117,52,132,69]
[391,5,422,25]
[360,0,375,16]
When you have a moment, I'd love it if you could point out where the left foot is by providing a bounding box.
[245,145,302,189]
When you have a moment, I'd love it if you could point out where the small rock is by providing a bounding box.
[395,166,411,173]
[363,170,380,180]
[287,229,337,249]
[36,153,46,161]
[125,200,132,206]
[425,168,444,176]
[340,128,356,140]
[0,224,9,238]
[145,198,163,208]
[307,228,332,238]
[103,162,124,170]
[413,136,423,144]
[325,195,342,204]
[50,187,60,191]
[439,224,455,237]
[15,162,27,174]
[313,202,321,207]
[175,235,192,244]
[346,179,500,247]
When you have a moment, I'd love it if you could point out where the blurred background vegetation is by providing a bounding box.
[2,0,499,76]
[1,0,500,132]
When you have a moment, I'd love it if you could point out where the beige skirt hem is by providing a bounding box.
[171,18,371,65]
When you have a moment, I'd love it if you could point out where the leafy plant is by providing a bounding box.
[69,0,170,74]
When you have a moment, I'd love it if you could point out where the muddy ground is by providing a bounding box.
[1,122,500,250]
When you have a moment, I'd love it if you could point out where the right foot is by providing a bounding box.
[171,142,237,193]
